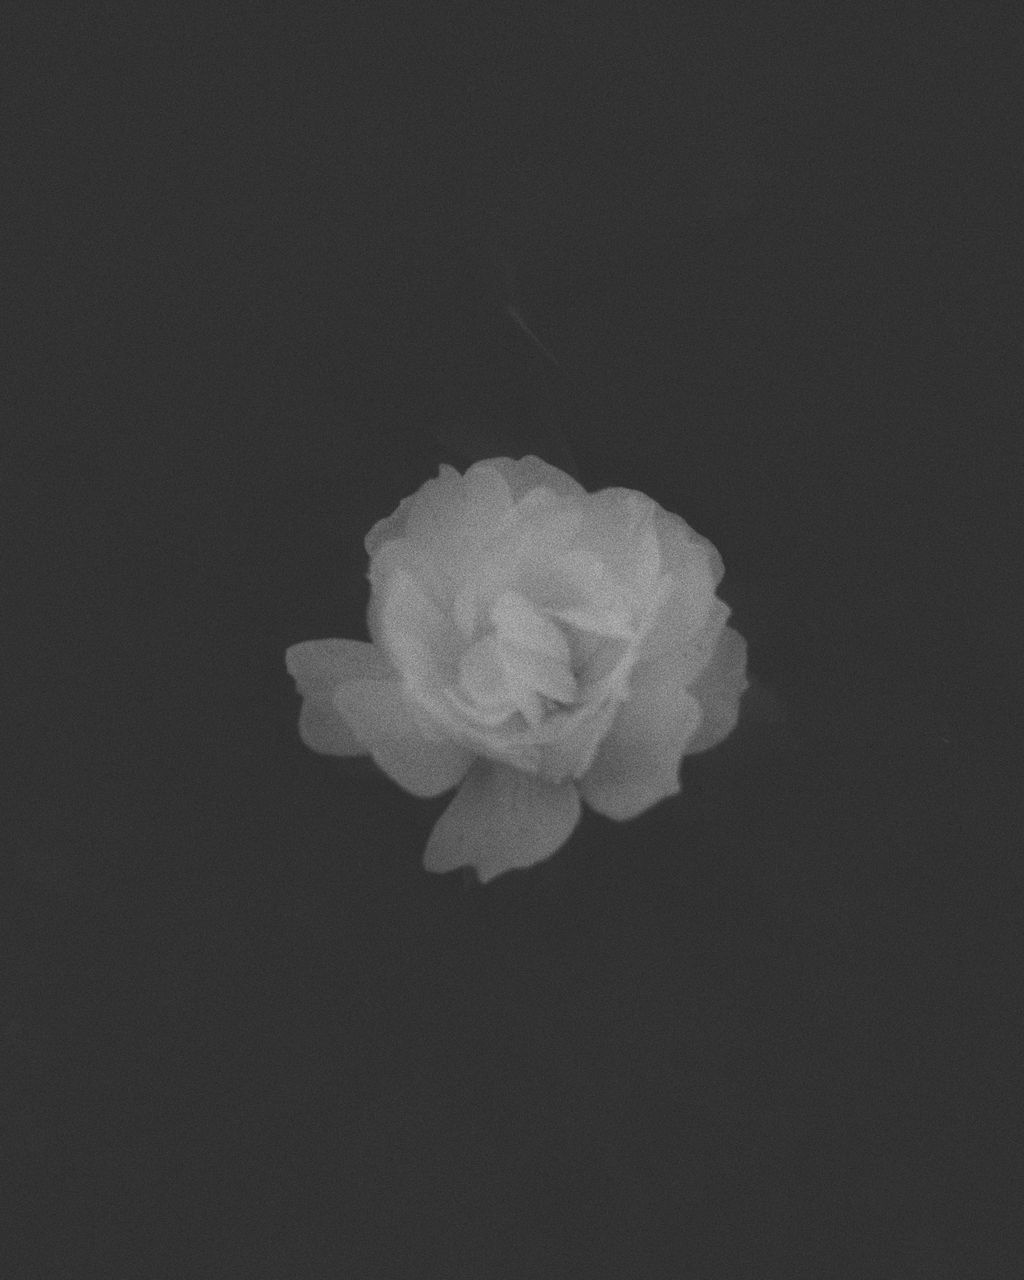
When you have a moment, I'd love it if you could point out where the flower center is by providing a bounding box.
[456,590,579,728]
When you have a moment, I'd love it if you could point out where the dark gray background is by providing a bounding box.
[5,6,1020,1277]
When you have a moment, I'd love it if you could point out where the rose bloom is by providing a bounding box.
[286,456,747,882]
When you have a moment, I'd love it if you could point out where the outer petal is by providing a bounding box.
[285,639,393,756]
[580,583,748,821]
[370,564,461,689]
[575,488,663,602]
[639,509,722,669]
[579,664,704,820]
[364,461,515,582]
[486,455,589,506]
[682,623,749,754]
[423,759,581,883]
[333,678,474,798]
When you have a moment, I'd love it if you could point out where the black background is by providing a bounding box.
[4,6,1021,1277]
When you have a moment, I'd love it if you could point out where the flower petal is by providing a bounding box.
[581,549,746,820]
[535,691,623,784]
[423,759,581,882]
[641,509,722,661]
[579,666,704,821]
[487,455,589,506]
[285,639,393,756]
[333,678,474,797]
[366,461,515,584]
[577,488,662,594]
[682,623,749,755]
[374,565,460,687]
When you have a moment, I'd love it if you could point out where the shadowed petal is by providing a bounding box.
[333,678,474,797]
[424,759,581,883]
[286,639,393,756]
[680,624,749,755]
[579,669,703,821]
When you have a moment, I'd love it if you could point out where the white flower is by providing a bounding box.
[286,456,748,882]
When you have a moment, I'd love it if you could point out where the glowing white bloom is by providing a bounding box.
[286,456,747,882]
